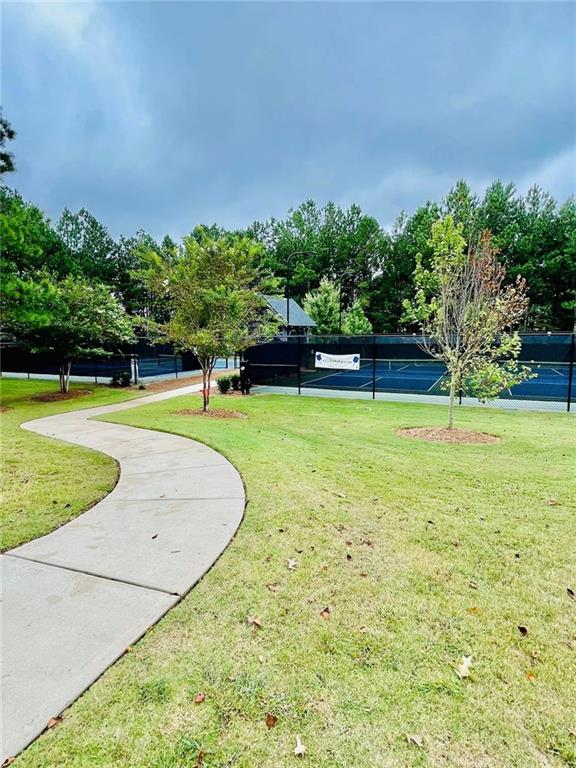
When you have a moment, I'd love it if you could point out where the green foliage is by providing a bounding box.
[0,113,16,177]
[230,373,241,391]
[403,217,532,426]
[303,278,340,334]
[143,235,271,409]
[342,300,373,335]
[14,276,135,392]
[217,376,232,394]
[252,200,388,311]
[111,371,132,388]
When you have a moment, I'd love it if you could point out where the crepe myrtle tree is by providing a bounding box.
[403,216,532,428]
[143,234,274,411]
[13,275,135,393]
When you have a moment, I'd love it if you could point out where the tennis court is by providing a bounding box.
[245,333,575,410]
[298,358,571,400]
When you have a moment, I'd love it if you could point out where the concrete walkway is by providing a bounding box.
[1,383,245,761]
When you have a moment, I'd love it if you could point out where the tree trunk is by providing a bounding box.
[59,361,71,393]
[447,374,457,429]
[202,367,208,412]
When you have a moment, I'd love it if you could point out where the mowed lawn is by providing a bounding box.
[10,389,576,767]
[0,379,140,551]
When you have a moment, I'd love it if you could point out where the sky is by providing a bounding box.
[2,1,575,240]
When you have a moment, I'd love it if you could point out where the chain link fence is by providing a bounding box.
[245,333,575,412]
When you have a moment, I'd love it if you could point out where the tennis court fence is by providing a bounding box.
[244,333,575,412]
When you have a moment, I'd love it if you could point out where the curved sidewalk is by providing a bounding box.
[1,383,245,761]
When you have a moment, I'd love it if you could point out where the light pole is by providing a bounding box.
[285,250,315,337]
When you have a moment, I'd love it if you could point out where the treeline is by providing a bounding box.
[1,179,575,332]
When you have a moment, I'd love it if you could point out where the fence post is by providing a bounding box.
[94,357,98,385]
[297,336,302,395]
[174,354,178,379]
[371,335,376,400]
[567,333,575,413]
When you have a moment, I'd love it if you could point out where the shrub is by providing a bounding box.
[111,371,131,387]
[230,373,241,391]
[217,376,231,394]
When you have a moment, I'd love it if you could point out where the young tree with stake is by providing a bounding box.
[403,216,532,428]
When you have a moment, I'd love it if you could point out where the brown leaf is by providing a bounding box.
[567,588,575,600]
[526,672,535,681]
[265,713,278,729]
[287,559,298,571]
[469,580,478,590]
[467,607,479,614]
[47,716,63,729]
[454,655,473,679]
[2,758,16,767]
[266,582,280,592]
[518,625,528,637]
[293,734,306,757]
[194,692,206,704]
[320,606,331,620]
[346,553,352,561]
[248,615,262,628]
[547,498,560,506]
[406,734,424,748]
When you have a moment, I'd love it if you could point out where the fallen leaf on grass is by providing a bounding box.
[469,581,478,590]
[454,655,473,679]
[406,734,424,748]
[2,757,16,767]
[567,588,575,600]
[518,625,528,637]
[320,607,331,620]
[346,553,352,561]
[248,615,262,628]
[287,559,298,571]
[293,734,306,757]
[467,607,479,614]
[194,692,206,704]
[526,672,535,681]
[547,498,561,506]
[47,716,63,729]
[265,713,278,729]
[266,582,280,592]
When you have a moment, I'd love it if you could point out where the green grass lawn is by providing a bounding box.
[9,388,576,767]
[0,379,141,551]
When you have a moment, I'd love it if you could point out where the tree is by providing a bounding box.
[14,276,135,393]
[143,235,270,411]
[342,300,373,335]
[403,217,531,428]
[56,208,117,283]
[0,113,16,177]
[303,278,340,334]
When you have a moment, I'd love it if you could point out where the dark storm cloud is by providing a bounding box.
[3,1,575,239]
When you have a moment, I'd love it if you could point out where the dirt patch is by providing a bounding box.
[142,370,235,394]
[31,389,93,403]
[396,426,500,445]
[174,408,246,419]
[0,406,11,413]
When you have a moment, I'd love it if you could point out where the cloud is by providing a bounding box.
[516,144,576,202]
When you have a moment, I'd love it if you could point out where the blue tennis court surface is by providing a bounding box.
[299,359,570,400]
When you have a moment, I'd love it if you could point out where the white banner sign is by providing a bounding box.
[315,351,360,371]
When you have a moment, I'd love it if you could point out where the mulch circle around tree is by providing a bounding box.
[31,389,94,403]
[396,426,500,445]
[174,408,247,419]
